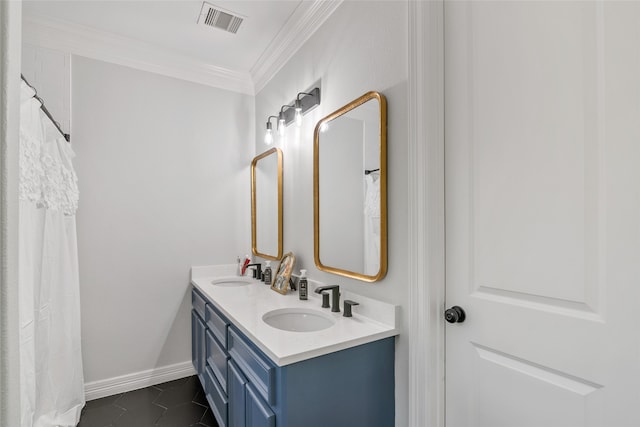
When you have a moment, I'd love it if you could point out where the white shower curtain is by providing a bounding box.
[19,81,85,427]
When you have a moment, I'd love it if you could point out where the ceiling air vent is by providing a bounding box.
[198,2,244,34]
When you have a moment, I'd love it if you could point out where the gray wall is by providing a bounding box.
[254,2,409,426]
[72,56,253,383]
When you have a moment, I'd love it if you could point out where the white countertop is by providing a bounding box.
[191,264,400,366]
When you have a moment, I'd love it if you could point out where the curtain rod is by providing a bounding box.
[20,74,71,142]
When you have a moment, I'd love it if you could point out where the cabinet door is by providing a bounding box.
[246,384,275,427]
[191,310,206,378]
[228,361,247,427]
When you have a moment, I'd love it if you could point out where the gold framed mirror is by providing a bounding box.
[271,252,296,294]
[251,148,283,260]
[313,91,387,282]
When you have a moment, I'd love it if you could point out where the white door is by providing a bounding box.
[445,2,640,426]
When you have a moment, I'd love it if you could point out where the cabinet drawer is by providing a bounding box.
[228,327,276,405]
[192,310,206,379]
[206,366,228,427]
[246,383,275,427]
[206,304,228,348]
[192,289,206,319]
[206,329,228,392]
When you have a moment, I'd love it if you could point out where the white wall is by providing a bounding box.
[254,2,408,425]
[71,56,253,384]
[0,1,23,425]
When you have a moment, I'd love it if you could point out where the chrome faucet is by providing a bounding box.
[315,285,340,312]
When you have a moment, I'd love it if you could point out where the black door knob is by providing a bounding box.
[445,306,466,323]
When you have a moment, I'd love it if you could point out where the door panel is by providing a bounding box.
[445,1,640,426]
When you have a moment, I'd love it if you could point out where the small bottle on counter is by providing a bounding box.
[263,261,272,285]
[299,269,308,300]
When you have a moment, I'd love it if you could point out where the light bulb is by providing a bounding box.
[295,109,302,127]
[294,99,303,127]
[264,120,274,145]
[278,117,285,136]
[264,128,273,145]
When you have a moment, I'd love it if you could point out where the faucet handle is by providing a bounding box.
[321,292,330,308]
[343,300,359,317]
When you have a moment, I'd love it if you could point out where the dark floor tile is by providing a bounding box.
[154,377,190,391]
[192,390,208,407]
[84,394,123,410]
[114,386,162,410]
[156,402,207,427]
[77,403,124,427]
[112,401,166,427]
[186,376,204,394]
[199,408,219,427]
[77,376,210,427]
[154,378,201,408]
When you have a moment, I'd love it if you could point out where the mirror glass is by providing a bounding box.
[251,148,283,260]
[314,91,387,282]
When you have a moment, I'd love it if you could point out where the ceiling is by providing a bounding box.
[22,1,339,93]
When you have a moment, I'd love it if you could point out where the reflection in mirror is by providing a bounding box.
[251,148,283,260]
[314,91,387,282]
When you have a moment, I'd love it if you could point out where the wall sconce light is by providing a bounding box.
[294,99,303,127]
[264,115,278,145]
[294,90,319,127]
[278,105,294,137]
[263,87,321,144]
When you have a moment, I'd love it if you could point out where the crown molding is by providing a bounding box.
[250,0,343,94]
[22,14,255,95]
[22,1,343,96]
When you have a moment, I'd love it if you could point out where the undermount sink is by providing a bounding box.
[211,278,253,287]
[262,308,336,332]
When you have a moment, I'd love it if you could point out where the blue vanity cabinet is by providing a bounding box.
[229,359,276,427]
[272,337,395,427]
[203,301,231,427]
[191,287,395,427]
[191,311,206,379]
[246,382,276,427]
[191,290,207,381]
[228,361,247,427]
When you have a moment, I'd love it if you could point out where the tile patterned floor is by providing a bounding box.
[78,376,218,427]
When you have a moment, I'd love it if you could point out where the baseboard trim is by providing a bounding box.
[84,361,196,401]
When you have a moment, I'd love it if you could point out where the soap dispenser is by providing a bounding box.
[299,270,308,300]
[263,261,272,285]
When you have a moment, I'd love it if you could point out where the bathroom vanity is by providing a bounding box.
[190,265,399,427]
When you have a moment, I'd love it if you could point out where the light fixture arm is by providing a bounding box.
[266,115,278,130]
[296,91,314,101]
[280,104,295,115]
[281,87,321,127]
